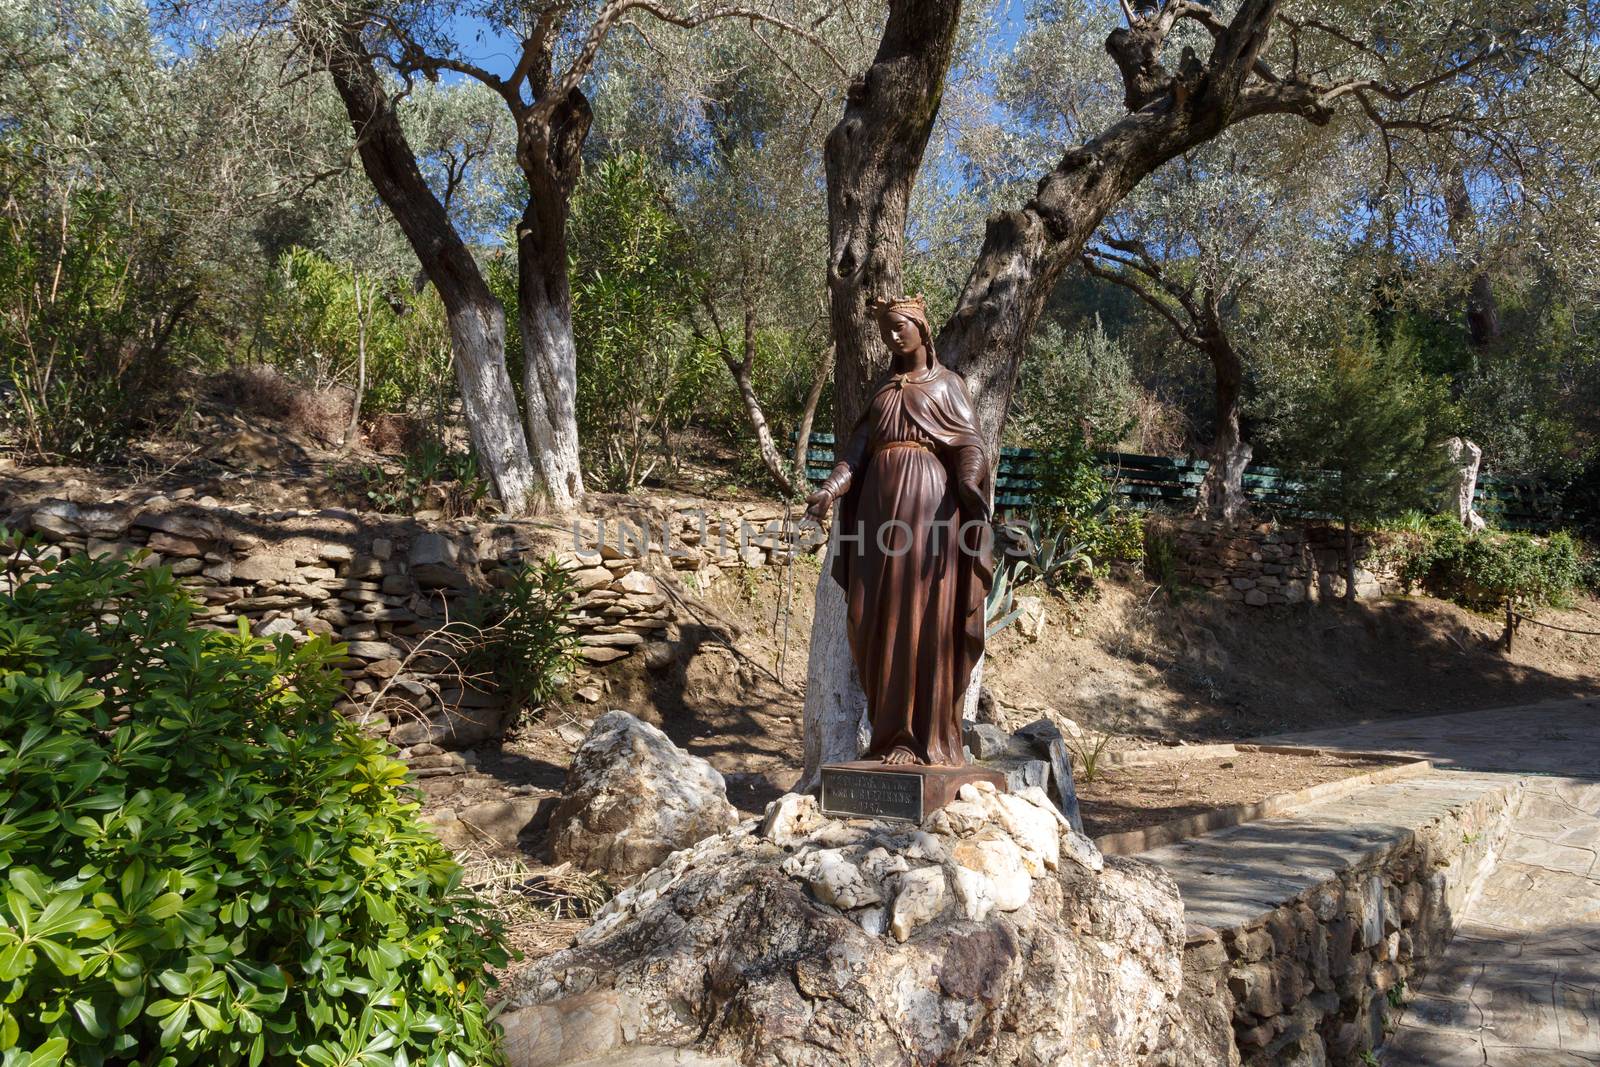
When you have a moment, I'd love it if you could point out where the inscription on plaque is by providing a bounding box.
[820,767,924,822]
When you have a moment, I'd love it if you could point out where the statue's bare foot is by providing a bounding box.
[881,746,922,766]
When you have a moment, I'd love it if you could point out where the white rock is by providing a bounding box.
[616,570,659,596]
[759,793,823,848]
[858,846,910,884]
[258,617,298,637]
[783,848,881,910]
[904,830,949,864]
[1016,594,1046,638]
[853,907,887,938]
[950,863,997,923]
[549,711,739,878]
[995,788,1064,874]
[951,830,1030,911]
[1019,786,1106,872]
[889,865,947,943]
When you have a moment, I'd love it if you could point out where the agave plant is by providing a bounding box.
[986,560,1025,638]
[1002,510,1094,593]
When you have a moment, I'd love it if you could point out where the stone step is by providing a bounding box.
[1143,771,1525,1067]
[1142,771,1520,931]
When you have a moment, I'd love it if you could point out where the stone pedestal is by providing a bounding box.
[819,761,1007,822]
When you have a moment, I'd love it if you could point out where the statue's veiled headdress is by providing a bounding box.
[869,294,937,362]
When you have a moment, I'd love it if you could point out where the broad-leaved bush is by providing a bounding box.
[0,538,506,1066]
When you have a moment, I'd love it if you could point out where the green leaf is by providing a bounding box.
[72,998,110,1040]
[156,969,191,996]
[158,1001,191,1047]
[23,1038,67,1067]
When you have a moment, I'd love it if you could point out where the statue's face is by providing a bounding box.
[878,310,924,356]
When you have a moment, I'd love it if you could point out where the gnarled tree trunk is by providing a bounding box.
[802,0,1290,780]
[514,97,591,512]
[1196,312,1252,522]
[308,24,539,512]
[800,0,964,787]
[517,205,584,512]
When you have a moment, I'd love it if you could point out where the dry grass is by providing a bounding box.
[456,846,614,991]
[208,366,351,445]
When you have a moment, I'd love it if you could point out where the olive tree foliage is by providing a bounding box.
[927,0,1600,511]
[1078,127,1367,519]
[0,0,345,456]
[585,15,879,495]
[799,0,1600,782]
[274,0,851,513]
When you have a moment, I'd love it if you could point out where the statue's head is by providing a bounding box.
[870,294,935,361]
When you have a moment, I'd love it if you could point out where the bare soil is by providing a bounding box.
[1075,751,1396,840]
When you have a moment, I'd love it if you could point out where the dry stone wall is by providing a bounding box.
[1148,517,1402,606]
[1180,777,1521,1067]
[7,495,818,752]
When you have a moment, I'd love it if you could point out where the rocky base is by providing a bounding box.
[501,785,1202,1067]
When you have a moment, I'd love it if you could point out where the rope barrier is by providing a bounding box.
[1509,610,1600,638]
[1504,598,1600,650]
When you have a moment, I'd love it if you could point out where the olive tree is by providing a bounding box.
[285,0,848,512]
[801,0,1595,782]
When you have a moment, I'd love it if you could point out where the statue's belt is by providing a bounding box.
[875,440,936,455]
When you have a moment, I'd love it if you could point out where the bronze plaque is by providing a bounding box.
[821,766,924,822]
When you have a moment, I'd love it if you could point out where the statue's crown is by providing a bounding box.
[869,294,928,319]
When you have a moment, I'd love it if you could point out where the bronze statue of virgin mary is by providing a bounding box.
[805,295,994,768]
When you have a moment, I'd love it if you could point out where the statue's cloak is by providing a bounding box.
[829,362,994,765]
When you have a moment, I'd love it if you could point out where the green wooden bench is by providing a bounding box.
[796,432,1559,530]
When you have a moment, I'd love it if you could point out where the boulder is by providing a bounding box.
[503,786,1193,1067]
[409,532,473,589]
[1014,718,1085,833]
[962,721,1021,761]
[28,502,82,539]
[1015,594,1047,639]
[549,710,739,877]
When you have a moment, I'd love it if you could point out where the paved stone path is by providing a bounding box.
[1268,697,1600,1066]
[1140,772,1516,933]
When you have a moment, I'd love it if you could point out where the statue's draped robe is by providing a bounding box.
[827,363,993,766]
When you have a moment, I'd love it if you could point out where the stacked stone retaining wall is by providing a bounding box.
[1179,776,1522,1067]
[1148,516,1402,606]
[6,496,817,751]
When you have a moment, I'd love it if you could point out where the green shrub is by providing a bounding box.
[1377,514,1586,610]
[0,537,506,1065]
[259,248,453,424]
[341,440,491,517]
[1580,546,1600,596]
[467,556,579,717]
[1025,440,1145,571]
[0,158,188,460]
[1373,512,1466,593]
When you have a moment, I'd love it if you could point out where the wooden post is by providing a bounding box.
[1503,597,1515,652]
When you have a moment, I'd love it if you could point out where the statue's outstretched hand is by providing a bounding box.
[803,488,833,526]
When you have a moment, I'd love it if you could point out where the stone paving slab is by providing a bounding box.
[1139,772,1515,932]
[1265,696,1600,777]
[1255,698,1600,1067]
[1383,776,1600,1066]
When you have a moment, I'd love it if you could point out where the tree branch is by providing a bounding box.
[534,0,849,128]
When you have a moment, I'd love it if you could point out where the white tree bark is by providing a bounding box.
[520,297,585,512]
[454,302,541,511]
[798,523,869,791]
